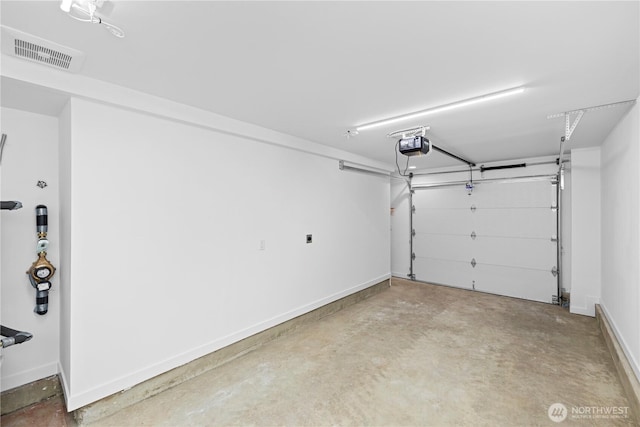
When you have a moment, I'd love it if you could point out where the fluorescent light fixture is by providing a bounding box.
[356,86,525,132]
[408,166,417,169]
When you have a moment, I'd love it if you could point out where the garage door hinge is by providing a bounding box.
[412,205,416,214]
[551,266,559,277]
[470,231,476,240]
[411,252,416,260]
[412,229,416,237]
[550,235,558,242]
[551,205,558,211]
[471,258,477,268]
[470,205,477,212]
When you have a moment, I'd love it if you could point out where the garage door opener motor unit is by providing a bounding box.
[399,135,431,156]
[392,126,475,170]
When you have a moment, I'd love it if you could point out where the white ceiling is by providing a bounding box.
[1,1,638,169]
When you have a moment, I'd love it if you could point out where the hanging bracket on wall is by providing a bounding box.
[1,325,33,348]
[1,201,23,210]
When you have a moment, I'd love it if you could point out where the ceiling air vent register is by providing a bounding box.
[15,39,73,70]
[1,26,86,73]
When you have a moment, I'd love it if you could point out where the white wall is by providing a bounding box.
[0,107,60,391]
[59,98,390,410]
[600,99,640,381]
[570,147,602,316]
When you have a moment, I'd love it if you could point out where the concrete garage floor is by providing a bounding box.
[2,278,636,426]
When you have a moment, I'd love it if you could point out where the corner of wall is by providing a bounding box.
[569,147,602,317]
[57,100,72,399]
[599,98,640,383]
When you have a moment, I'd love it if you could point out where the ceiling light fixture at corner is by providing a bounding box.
[344,130,359,139]
[355,86,526,132]
[60,0,74,13]
[60,0,125,38]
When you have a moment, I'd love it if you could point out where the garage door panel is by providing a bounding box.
[473,209,555,238]
[473,181,556,208]
[474,264,556,303]
[414,234,472,261]
[414,258,473,290]
[414,209,471,234]
[414,187,474,209]
[472,237,557,269]
[411,179,557,304]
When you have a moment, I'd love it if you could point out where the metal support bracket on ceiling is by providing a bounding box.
[550,99,637,189]
[563,110,584,142]
[547,99,636,119]
[548,98,637,142]
[386,126,430,139]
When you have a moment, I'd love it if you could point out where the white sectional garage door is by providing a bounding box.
[413,179,558,303]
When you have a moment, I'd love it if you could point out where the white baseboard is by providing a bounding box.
[570,295,599,317]
[65,274,391,411]
[58,362,71,409]
[600,304,640,385]
[0,361,58,392]
[391,272,410,279]
[597,304,640,420]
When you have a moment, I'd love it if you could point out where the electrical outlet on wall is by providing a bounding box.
[306,234,312,244]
